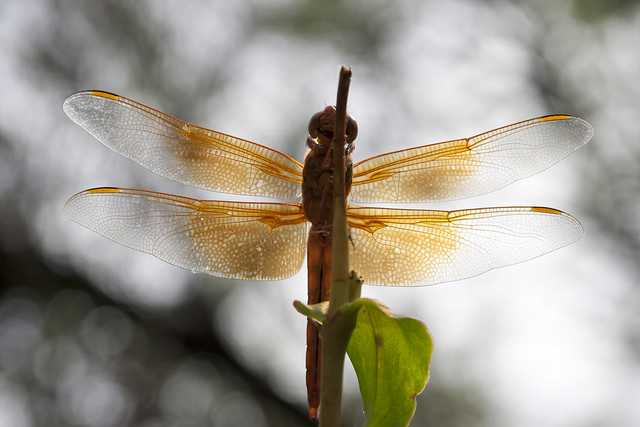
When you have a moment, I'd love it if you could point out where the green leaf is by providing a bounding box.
[293,300,328,323]
[345,299,433,427]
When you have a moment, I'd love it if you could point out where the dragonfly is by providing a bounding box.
[63,90,593,418]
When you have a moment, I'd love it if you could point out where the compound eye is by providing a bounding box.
[346,116,358,143]
[308,111,323,138]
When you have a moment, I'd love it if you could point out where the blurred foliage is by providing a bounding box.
[2,0,640,425]
[573,0,639,22]
[255,0,396,58]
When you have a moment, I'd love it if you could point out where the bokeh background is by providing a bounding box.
[1,0,639,426]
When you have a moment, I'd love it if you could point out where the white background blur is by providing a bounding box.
[0,0,639,426]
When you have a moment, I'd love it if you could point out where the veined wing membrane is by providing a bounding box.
[64,188,308,280]
[64,91,304,199]
[346,206,583,286]
[350,115,593,203]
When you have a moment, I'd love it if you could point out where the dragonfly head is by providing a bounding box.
[308,106,358,146]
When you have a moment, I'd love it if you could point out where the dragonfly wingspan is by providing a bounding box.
[347,206,583,286]
[350,115,593,203]
[62,87,592,422]
[64,188,308,280]
[64,91,304,199]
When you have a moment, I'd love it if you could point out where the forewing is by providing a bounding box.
[64,188,308,280]
[64,91,303,199]
[351,116,593,203]
[347,206,583,286]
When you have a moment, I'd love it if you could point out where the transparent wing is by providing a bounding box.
[64,91,304,199]
[347,206,583,286]
[64,188,308,280]
[351,115,593,203]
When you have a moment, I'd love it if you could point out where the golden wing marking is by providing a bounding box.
[351,115,593,203]
[64,187,308,280]
[64,91,304,199]
[346,206,583,286]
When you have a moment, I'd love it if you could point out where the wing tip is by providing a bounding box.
[63,187,121,216]
[540,114,594,145]
[530,206,585,242]
[63,90,120,118]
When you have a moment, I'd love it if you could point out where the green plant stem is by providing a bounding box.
[318,66,353,426]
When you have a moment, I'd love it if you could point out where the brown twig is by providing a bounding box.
[318,66,353,426]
